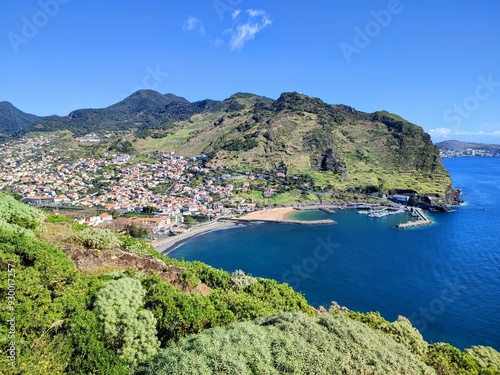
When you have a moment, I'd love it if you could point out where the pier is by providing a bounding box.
[293,204,337,214]
[397,208,433,229]
[228,218,336,225]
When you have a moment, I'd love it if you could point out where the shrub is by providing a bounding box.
[93,277,160,366]
[185,261,231,289]
[136,312,435,375]
[230,269,257,291]
[425,343,479,375]
[465,346,500,373]
[66,311,130,375]
[339,309,428,357]
[0,194,46,230]
[121,236,155,256]
[179,270,200,289]
[74,227,121,250]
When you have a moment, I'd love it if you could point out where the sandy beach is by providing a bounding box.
[238,207,297,221]
[153,220,238,254]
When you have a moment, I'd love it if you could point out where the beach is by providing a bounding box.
[153,220,238,254]
[238,207,297,221]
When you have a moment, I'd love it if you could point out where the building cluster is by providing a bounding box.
[0,136,250,229]
[439,148,500,158]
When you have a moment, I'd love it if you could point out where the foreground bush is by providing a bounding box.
[135,312,436,375]
[94,277,160,366]
[0,194,46,230]
[74,227,121,250]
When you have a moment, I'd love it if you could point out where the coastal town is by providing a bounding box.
[438,145,500,158]
[0,135,255,235]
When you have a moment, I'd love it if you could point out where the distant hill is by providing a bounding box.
[436,140,500,151]
[0,101,39,133]
[21,90,218,136]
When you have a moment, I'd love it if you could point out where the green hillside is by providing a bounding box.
[0,101,39,134]
[149,92,455,202]
[1,195,499,374]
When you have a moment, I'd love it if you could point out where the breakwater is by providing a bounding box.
[293,204,338,213]
[397,207,433,229]
[227,218,336,225]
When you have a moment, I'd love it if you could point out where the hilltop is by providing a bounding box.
[0,101,39,134]
[1,91,459,207]
[1,194,499,374]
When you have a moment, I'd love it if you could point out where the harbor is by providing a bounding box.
[357,207,406,218]
[396,207,433,229]
[355,205,434,229]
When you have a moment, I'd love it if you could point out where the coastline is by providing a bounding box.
[153,202,412,254]
[154,206,337,254]
[153,220,239,255]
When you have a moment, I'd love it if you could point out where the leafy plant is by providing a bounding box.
[93,277,160,366]
[74,227,121,250]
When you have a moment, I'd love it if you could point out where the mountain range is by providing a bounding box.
[0,90,459,205]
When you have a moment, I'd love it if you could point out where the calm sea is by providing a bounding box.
[171,158,500,350]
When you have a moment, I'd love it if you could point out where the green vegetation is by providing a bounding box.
[126,224,149,239]
[0,195,311,373]
[0,101,39,133]
[1,195,498,374]
[73,227,121,250]
[93,277,160,366]
[136,312,435,374]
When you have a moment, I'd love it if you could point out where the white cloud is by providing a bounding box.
[228,9,273,50]
[232,10,242,20]
[183,16,205,35]
[427,128,453,138]
[183,9,272,51]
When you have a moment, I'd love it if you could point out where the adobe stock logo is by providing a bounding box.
[340,0,410,64]
[443,74,500,127]
[7,0,71,54]
[409,278,466,332]
[213,0,243,21]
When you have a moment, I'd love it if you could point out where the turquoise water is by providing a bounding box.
[171,158,500,350]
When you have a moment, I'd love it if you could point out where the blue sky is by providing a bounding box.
[1,0,500,143]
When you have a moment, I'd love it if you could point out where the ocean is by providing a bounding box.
[171,157,500,350]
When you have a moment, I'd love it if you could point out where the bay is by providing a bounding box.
[171,157,500,350]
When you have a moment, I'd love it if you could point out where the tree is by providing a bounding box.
[93,277,160,366]
[142,206,156,214]
[126,224,148,239]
